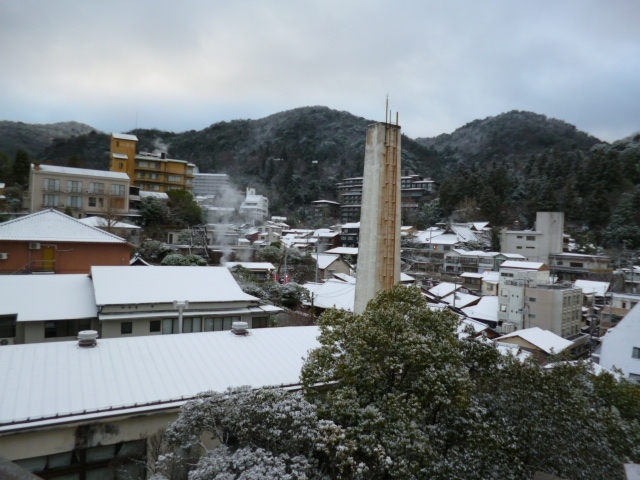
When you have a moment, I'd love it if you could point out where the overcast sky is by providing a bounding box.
[1,0,639,141]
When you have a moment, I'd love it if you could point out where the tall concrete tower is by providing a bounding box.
[354,120,402,314]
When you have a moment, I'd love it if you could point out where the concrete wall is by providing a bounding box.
[354,123,401,314]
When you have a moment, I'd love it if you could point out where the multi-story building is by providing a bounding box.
[311,199,341,223]
[193,172,230,196]
[548,252,612,279]
[524,284,584,338]
[498,261,551,331]
[28,164,130,218]
[239,188,269,221]
[110,133,195,193]
[340,222,360,248]
[501,212,564,265]
[336,172,437,223]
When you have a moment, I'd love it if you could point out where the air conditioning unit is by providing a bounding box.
[29,242,41,250]
[0,253,8,260]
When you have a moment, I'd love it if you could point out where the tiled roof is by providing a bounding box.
[0,209,128,243]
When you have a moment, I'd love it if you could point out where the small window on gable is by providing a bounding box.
[632,347,640,359]
[121,322,133,335]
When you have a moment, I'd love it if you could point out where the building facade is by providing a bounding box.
[29,164,130,218]
[110,133,195,193]
[193,173,230,196]
[501,212,564,265]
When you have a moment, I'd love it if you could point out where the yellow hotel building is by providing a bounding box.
[110,133,195,192]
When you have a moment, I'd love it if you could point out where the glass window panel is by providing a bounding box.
[162,318,173,334]
[86,467,113,480]
[191,317,201,332]
[204,318,214,331]
[214,318,223,331]
[118,440,146,457]
[223,317,233,330]
[48,451,73,468]
[183,318,192,333]
[86,444,116,462]
[14,455,47,472]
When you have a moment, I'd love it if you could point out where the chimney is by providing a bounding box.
[231,321,249,336]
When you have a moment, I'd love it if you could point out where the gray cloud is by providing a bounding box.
[1,0,638,141]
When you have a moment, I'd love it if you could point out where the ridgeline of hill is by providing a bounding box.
[1,107,640,248]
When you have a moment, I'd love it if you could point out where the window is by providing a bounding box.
[44,319,91,338]
[121,322,133,334]
[183,317,202,333]
[516,246,523,249]
[150,320,161,332]
[43,194,60,207]
[162,318,179,334]
[629,373,640,385]
[500,305,507,312]
[253,316,269,328]
[529,314,536,319]
[110,184,125,196]
[632,347,640,359]
[88,197,97,207]
[119,162,124,169]
[0,315,17,338]
[526,246,535,249]
[67,180,82,193]
[167,175,182,183]
[67,196,82,208]
[529,297,536,302]
[570,262,584,268]
[517,235,523,239]
[44,178,60,191]
[526,236,535,241]
[487,284,494,291]
[89,182,104,194]
[203,316,239,331]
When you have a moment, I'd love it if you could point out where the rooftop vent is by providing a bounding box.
[231,321,249,336]
[78,330,99,347]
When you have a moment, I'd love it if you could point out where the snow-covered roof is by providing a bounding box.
[500,260,548,271]
[324,247,358,256]
[312,253,340,270]
[91,266,259,305]
[597,303,640,377]
[461,296,499,323]
[139,191,169,200]
[0,274,97,322]
[332,273,356,283]
[0,209,129,243]
[440,291,480,308]
[341,222,360,229]
[78,216,141,230]
[429,234,461,245]
[112,132,138,141]
[34,164,130,180]
[400,272,415,283]
[224,262,275,271]
[495,342,533,361]
[428,282,460,298]
[461,272,484,279]
[496,327,573,354]
[499,253,527,260]
[311,200,340,205]
[574,279,610,297]
[482,271,500,284]
[112,152,128,159]
[0,326,320,431]
[450,224,478,242]
[303,279,355,311]
[457,318,491,338]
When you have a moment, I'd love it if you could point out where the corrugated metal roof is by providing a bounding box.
[91,266,260,305]
[0,274,97,322]
[0,209,129,243]
[112,133,138,141]
[0,326,320,430]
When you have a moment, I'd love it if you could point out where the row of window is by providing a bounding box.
[515,235,537,241]
[43,195,125,209]
[43,179,125,196]
[120,316,270,335]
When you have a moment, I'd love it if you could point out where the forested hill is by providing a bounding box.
[2,107,640,247]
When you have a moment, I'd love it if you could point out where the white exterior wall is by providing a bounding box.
[598,303,640,380]
[526,286,583,337]
[498,269,550,329]
[354,123,401,314]
[501,212,564,264]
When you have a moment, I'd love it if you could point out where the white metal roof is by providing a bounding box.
[0,326,320,431]
[500,260,548,270]
[428,282,460,298]
[496,327,572,354]
[0,274,97,322]
[34,164,130,180]
[440,291,480,309]
[324,247,358,255]
[112,133,138,141]
[0,209,129,243]
[91,266,259,305]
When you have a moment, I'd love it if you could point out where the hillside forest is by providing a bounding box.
[1,108,640,251]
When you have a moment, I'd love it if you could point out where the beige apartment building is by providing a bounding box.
[28,164,130,218]
[524,284,583,338]
[110,133,195,193]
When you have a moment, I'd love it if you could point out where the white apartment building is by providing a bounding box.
[239,187,269,221]
[29,164,130,218]
[501,212,564,265]
[193,173,230,196]
[498,261,551,331]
